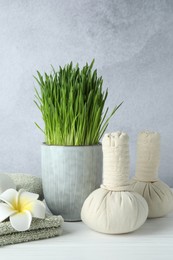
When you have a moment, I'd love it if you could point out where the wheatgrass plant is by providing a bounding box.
[34,60,122,145]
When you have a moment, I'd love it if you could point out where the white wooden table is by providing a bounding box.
[1,211,173,260]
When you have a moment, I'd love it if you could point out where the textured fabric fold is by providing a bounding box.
[0,215,63,246]
[7,173,44,200]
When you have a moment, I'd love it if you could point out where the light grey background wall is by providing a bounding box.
[0,0,173,184]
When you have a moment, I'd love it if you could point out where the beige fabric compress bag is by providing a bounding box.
[130,131,173,218]
[81,132,148,234]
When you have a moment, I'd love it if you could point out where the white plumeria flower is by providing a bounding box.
[0,189,46,231]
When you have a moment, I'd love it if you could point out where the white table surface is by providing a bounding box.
[1,211,173,260]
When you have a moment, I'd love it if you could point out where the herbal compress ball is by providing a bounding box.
[130,131,173,218]
[81,132,148,234]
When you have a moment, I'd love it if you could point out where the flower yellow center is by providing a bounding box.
[12,198,32,213]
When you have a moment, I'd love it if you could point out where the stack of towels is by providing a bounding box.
[0,173,64,246]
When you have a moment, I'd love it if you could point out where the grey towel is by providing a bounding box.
[0,215,63,246]
[7,173,44,200]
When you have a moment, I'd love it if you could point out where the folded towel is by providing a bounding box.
[0,215,63,246]
[7,173,44,200]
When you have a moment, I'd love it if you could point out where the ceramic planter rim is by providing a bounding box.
[41,142,102,147]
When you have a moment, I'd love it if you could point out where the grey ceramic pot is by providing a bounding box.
[41,144,102,221]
